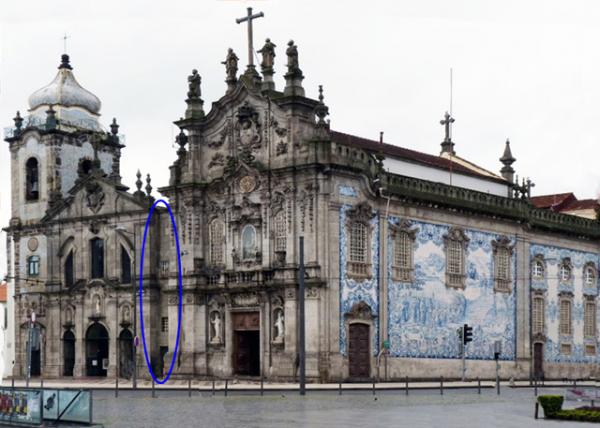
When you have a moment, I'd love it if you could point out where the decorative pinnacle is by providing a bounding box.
[145,174,152,196]
[135,170,143,192]
[176,129,188,156]
[110,118,119,136]
[500,138,516,166]
[13,111,23,131]
[315,85,329,126]
[58,54,72,70]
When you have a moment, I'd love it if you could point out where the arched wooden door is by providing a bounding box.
[348,323,370,379]
[86,323,109,376]
[63,330,75,376]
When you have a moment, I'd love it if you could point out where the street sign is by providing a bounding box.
[383,340,390,350]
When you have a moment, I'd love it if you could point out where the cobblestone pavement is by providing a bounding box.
[90,387,589,427]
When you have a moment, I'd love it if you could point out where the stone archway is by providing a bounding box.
[85,323,109,377]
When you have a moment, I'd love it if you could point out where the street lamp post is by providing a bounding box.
[116,226,137,389]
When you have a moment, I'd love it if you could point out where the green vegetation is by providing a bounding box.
[538,395,564,417]
[538,395,600,422]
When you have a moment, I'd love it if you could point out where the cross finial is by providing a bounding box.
[63,33,69,54]
[236,7,264,71]
[439,111,456,155]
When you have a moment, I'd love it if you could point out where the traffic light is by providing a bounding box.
[463,324,473,345]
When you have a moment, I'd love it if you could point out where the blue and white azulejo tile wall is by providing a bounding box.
[529,244,599,364]
[339,204,379,356]
[387,218,517,361]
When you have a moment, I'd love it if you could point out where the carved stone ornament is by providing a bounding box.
[27,237,39,252]
[85,181,105,213]
[233,292,259,307]
[346,201,375,227]
[344,301,375,321]
[208,153,225,169]
[208,122,231,149]
[236,102,261,149]
[276,140,287,156]
[239,175,257,193]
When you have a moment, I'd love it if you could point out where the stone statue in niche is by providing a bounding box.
[210,311,222,344]
[93,295,101,315]
[122,305,130,322]
[273,308,284,343]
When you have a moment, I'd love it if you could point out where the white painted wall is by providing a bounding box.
[384,157,509,196]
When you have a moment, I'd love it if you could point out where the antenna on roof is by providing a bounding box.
[63,33,69,54]
[449,67,453,117]
[379,131,383,144]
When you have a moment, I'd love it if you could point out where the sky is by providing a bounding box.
[1,0,600,276]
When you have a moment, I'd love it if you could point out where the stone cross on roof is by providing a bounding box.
[236,7,264,70]
[440,111,456,155]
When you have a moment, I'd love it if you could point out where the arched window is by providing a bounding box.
[209,220,225,265]
[532,295,545,335]
[273,211,286,253]
[559,297,572,335]
[25,158,39,201]
[90,238,104,279]
[559,263,572,283]
[532,260,545,279]
[64,251,74,287]
[27,255,40,276]
[584,297,597,338]
[242,225,256,260]
[121,246,131,284]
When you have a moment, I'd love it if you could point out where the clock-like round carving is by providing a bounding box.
[27,237,39,252]
[239,175,256,193]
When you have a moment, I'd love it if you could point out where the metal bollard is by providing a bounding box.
[534,402,539,419]
[152,379,155,398]
[261,377,264,396]
[372,378,376,396]
[212,378,215,396]
[40,378,43,390]
[115,376,119,398]
[497,377,500,395]
[188,378,192,398]
[339,380,342,396]
[11,378,14,391]
[477,377,481,395]
[534,378,538,397]
[405,376,409,396]
[440,376,444,395]
[225,379,228,397]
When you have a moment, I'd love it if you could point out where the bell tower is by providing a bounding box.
[5,54,124,225]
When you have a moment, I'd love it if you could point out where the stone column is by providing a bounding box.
[305,287,320,379]
[516,234,531,377]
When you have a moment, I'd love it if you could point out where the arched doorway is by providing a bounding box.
[85,323,109,377]
[348,323,370,379]
[118,329,133,379]
[23,322,43,377]
[63,330,75,376]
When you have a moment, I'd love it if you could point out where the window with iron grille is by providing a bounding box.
[209,220,225,265]
[349,222,367,263]
[160,260,169,277]
[494,246,511,292]
[560,343,572,354]
[161,317,168,333]
[447,240,463,275]
[532,296,545,335]
[584,299,596,338]
[274,211,286,252]
[393,231,413,282]
[559,298,572,335]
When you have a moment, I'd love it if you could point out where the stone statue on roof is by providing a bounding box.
[286,40,300,74]
[258,38,276,71]
[222,48,239,82]
[187,69,201,99]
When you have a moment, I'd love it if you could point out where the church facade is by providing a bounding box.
[4,31,600,382]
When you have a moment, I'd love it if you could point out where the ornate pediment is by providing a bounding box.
[344,301,376,321]
[346,201,375,226]
[390,218,418,239]
[85,181,105,213]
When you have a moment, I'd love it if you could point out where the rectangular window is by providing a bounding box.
[90,238,104,279]
[161,317,169,333]
[160,260,170,277]
[532,296,544,335]
[209,220,225,265]
[559,299,572,335]
[28,256,40,277]
[393,231,413,282]
[584,300,596,338]
[560,343,572,355]
[64,251,74,288]
[274,212,287,253]
[349,222,367,264]
[447,240,463,275]
[586,344,596,356]
[121,246,131,284]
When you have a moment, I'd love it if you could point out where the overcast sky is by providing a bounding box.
[1,0,600,276]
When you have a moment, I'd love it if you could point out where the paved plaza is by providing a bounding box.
[86,386,587,428]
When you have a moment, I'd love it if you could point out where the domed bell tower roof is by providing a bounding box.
[27,54,102,131]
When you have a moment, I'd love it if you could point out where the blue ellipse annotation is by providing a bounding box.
[139,199,183,384]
